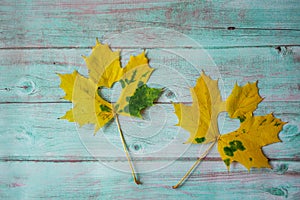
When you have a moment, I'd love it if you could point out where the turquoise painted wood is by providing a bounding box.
[0,0,299,199]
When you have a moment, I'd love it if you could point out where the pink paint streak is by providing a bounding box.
[88,180,101,187]
[242,74,265,82]
[9,182,25,188]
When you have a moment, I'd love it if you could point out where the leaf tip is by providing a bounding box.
[95,37,100,45]
[142,49,147,55]
[234,81,239,87]
[55,72,61,76]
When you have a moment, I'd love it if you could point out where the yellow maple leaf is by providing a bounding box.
[226,81,263,120]
[58,71,113,132]
[57,39,162,185]
[218,113,286,170]
[58,39,161,132]
[174,72,225,143]
[172,72,286,188]
[83,39,122,88]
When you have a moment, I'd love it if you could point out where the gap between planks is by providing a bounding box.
[1,157,299,163]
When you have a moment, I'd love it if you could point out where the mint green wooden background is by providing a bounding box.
[0,0,299,199]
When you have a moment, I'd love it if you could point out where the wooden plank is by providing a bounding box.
[0,102,298,160]
[0,160,299,199]
[0,47,299,102]
[1,0,300,48]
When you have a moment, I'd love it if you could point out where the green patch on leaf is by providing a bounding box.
[114,104,119,111]
[125,70,137,85]
[237,115,246,122]
[100,105,111,112]
[259,119,267,126]
[224,147,234,157]
[120,80,126,88]
[128,84,162,118]
[229,140,246,151]
[138,81,143,87]
[195,137,206,143]
[141,71,150,78]
[124,105,129,113]
[274,122,281,127]
[223,158,230,166]
[224,140,246,157]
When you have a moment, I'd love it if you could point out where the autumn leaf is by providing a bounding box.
[226,81,263,120]
[58,70,114,131]
[218,113,285,170]
[114,51,161,118]
[58,39,162,184]
[173,72,286,188]
[174,72,225,144]
[58,39,162,130]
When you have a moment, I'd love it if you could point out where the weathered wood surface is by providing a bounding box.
[1,47,299,102]
[0,0,299,199]
[1,0,300,48]
[1,161,299,199]
[0,102,299,160]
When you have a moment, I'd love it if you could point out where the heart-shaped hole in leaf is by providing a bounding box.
[97,82,122,103]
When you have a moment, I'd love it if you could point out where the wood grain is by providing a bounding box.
[0,0,300,48]
[0,47,299,102]
[0,161,299,199]
[0,102,298,160]
[0,0,299,199]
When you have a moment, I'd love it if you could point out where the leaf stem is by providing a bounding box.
[172,140,217,189]
[115,114,141,185]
